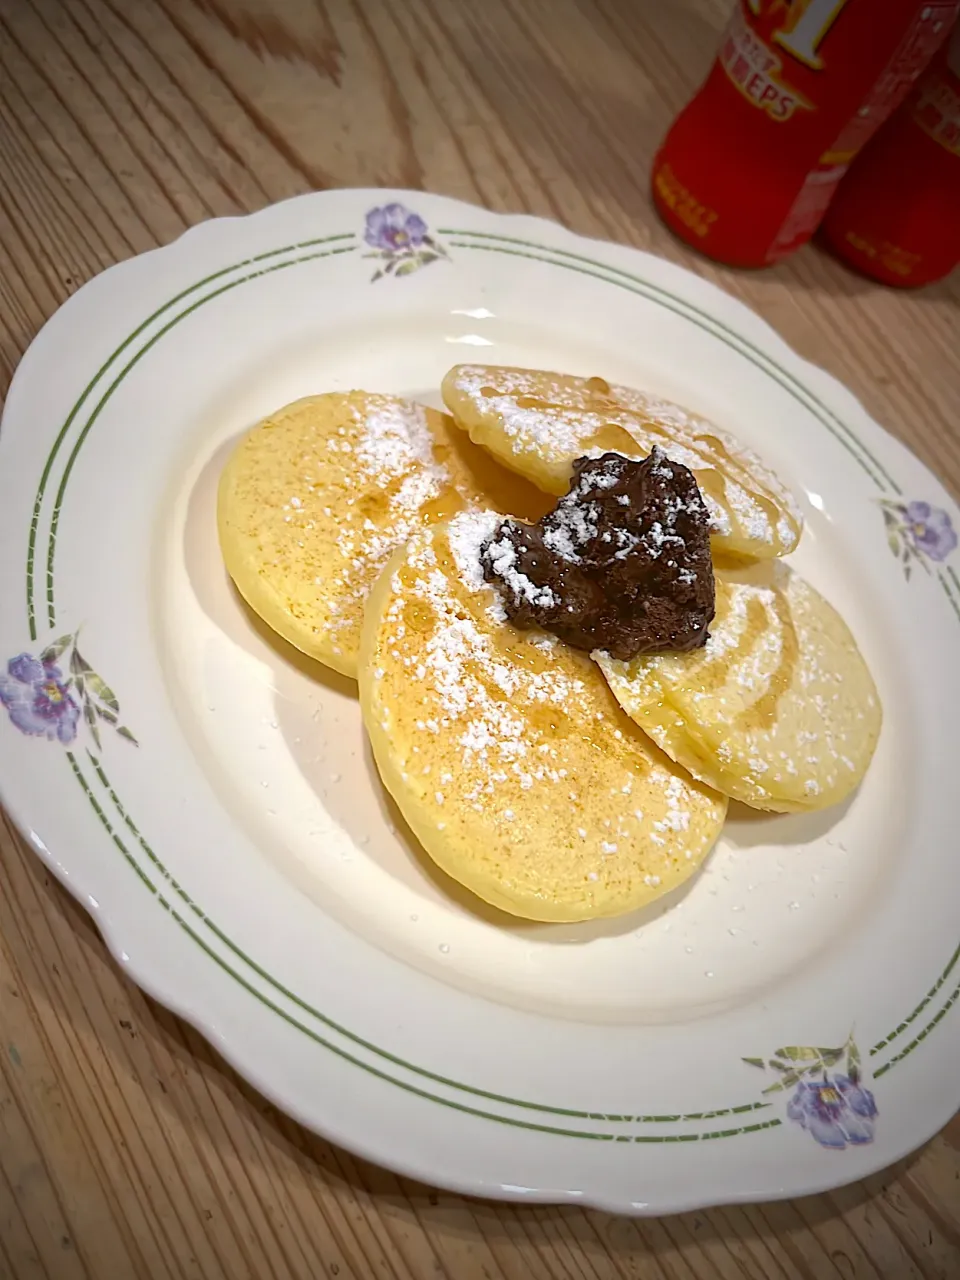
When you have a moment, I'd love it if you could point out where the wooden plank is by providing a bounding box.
[0,1,957,1277]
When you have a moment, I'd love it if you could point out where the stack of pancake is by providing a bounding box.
[218,366,881,922]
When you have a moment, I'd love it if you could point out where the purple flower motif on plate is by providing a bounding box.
[902,501,957,562]
[362,203,448,281]
[0,652,81,744]
[879,498,957,580]
[743,1033,876,1150]
[0,632,137,750]
[786,1074,878,1150]
[365,203,428,252]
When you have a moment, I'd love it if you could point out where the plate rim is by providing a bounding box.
[1,187,958,1213]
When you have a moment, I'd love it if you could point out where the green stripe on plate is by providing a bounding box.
[71,750,780,1142]
[22,223,957,1134]
[42,243,357,631]
[24,233,354,641]
[439,226,900,493]
[870,941,960,1056]
[873,982,960,1080]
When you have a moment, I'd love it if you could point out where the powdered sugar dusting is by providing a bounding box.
[447,509,508,622]
[448,510,501,591]
[599,566,879,809]
[543,498,598,562]
[231,393,471,669]
[318,396,454,638]
[448,366,802,552]
[371,513,723,885]
[492,538,556,608]
[535,446,700,575]
[405,524,586,784]
[354,399,441,480]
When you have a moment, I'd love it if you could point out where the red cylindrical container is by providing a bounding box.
[651,0,959,267]
[821,22,960,286]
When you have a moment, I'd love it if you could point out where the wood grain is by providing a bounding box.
[1,1,958,1276]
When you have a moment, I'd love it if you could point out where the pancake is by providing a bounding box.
[217,392,550,678]
[597,562,882,812]
[441,364,803,560]
[358,510,727,922]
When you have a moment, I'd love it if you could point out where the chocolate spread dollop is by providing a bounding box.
[480,448,715,659]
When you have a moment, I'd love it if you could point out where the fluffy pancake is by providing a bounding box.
[359,510,727,922]
[441,364,802,559]
[597,563,882,812]
[218,392,550,677]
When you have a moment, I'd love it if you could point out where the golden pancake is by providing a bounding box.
[359,511,727,922]
[597,563,882,812]
[441,364,802,559]
[218,392,550,678]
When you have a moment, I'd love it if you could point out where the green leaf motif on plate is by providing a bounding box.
[362,203,449,282]
[744,1032,878,1150]
[0,630,137,752]
[85,670,119,712]
[41,633,73,664]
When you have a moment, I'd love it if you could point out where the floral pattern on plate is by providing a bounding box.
[743,1034,877,1150]
[879,498,956,580]
[363,203,448,281]
[0,632,136,749]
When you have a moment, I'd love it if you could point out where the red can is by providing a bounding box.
[651,0,959,267]
[822,22,960,286]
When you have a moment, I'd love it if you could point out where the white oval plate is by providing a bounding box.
[1,190,957,1215]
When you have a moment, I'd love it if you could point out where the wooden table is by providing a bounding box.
[1,1,958,1276]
